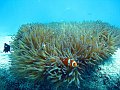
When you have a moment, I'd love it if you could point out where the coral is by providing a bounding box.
[10,21,120,89]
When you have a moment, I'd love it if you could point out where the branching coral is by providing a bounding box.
[10,21,120,89]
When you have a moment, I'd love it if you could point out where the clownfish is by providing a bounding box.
[61,58,77,68]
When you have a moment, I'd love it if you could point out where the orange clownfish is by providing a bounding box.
[61,58,77,68]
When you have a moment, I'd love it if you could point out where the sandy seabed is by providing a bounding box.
[0,35,12,70]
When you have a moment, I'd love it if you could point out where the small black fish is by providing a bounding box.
[3,43,10,53]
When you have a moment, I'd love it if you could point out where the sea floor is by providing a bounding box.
[0,35,12,70]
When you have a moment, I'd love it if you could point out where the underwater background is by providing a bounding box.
[0,0,120,90]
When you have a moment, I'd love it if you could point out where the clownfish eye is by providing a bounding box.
[72,61,77,67]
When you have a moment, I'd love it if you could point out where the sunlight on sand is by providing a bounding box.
[0,35,13,70]
[99,48,120,78]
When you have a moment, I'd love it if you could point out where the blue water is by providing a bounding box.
[0,0,120,35]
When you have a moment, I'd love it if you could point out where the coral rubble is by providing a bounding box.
[10,21,120,89]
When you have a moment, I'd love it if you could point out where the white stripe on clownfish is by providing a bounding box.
[68,59,71,66]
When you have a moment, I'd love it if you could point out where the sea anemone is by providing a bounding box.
[10,21,120,89]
